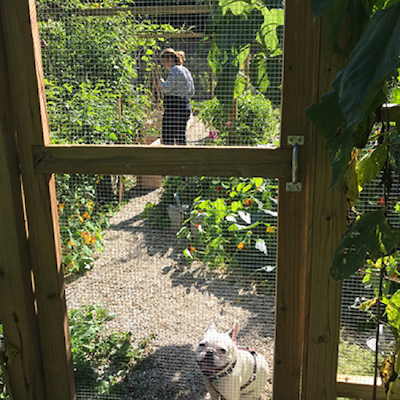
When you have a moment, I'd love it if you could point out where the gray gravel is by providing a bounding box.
[66,188,275,399]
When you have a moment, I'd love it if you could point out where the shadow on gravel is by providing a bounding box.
[128,344,207,400]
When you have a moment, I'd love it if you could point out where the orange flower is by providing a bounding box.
[78,215,84,223]
[195,223,199,229]
[92,235,96,243]
[70,261,75,267]
[68,240,75,246]
[190,245,195,252]
[244,198,251,207]
[266,226,275,233]
[238,242,244,250]
[57,204,64,212]
[81,231,91,245]
[378,197,385,206]
[83,212,91,219]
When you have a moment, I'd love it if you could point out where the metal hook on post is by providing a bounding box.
[286,135,304,192]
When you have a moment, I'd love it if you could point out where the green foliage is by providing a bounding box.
[56,174,118,275]
[46,81,148,145]
[192,91,280,146]
[308,1,400,391]
[68,304,154,396]
[178,177,278,272]
[330,210,400,281]
[338,336,378,376]
[197,0,284,112]
[306,1,400,187]
[38,0,194,274]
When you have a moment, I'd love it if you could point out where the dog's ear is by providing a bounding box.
[227,321,240,342]
[207,319,217,332]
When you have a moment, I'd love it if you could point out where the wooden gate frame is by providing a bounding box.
[0,0,384,399]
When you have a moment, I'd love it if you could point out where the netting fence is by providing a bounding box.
[1,1,397,399]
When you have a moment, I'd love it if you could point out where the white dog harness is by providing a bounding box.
[208,347,258,400]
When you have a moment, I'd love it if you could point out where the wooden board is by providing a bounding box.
[300,12,347,400]
[275,2,347,399]
[47,4,210,17]
[33,145,292,179]
[0,1,75,399]
[0,24,46,398]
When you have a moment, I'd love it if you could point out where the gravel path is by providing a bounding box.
[66,187,275,400]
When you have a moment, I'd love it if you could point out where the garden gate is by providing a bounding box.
[0,0,372,399]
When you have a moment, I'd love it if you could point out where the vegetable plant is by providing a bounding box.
[178,177,278,273]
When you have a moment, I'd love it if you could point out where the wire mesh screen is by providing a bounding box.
[338,174,400,393]
[35,0,284,398]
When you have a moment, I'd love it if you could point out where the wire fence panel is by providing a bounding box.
[32,1,284,398]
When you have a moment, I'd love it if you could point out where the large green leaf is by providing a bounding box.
[305,89,353,186]
[311,0,371,55]
[382,291,400,331]
[330,210,400,281]
[332,2,400,127]
[356,144,388,191]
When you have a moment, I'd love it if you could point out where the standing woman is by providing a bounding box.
[158,48,195,145]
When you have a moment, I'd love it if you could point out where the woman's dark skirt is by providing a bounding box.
[162,96,191,145]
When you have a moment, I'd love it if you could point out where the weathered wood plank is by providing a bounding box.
[46,5,210,17]
[0,0,75,399]
[300,13,347,400]
[273,1,319,397]
[33,145,292,179]
[336,381,386,400]
[0,24,46,398]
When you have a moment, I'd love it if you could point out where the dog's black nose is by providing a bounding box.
[205,350,214,359]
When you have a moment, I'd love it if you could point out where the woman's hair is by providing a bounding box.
[160,48,186,66]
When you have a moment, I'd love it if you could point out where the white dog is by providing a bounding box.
[196,321,269,400]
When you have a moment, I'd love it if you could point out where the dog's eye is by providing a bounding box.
[199,343,205,347]
[220,348,226,354]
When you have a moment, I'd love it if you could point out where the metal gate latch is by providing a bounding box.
[286,135,304,192]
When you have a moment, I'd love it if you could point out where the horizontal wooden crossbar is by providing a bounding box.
[336,375,386,399]
[46,5,211,17]
[32,145,292,179]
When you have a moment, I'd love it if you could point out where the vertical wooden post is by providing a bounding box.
[0,29,46,399]
[274,2,319,398]
[0,0,76,399]
[275,1,346,399]
[300,17,347,400]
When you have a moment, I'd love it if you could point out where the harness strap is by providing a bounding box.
[208,347,258,399]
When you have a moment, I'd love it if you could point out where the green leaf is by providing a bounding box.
[238,210,251,224]
[356,144,388,191]
[382,291,400,331]
[255,239,268,255]
[330,210,400,281]
[183,248,193,258]
[305,90,353,186]
[332,2,400,127]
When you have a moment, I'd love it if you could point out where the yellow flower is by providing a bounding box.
[238,242,244,250]
[68,240,75,246]
[78,215,84,223]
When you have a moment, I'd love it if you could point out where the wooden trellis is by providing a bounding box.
[0,1,388,399]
